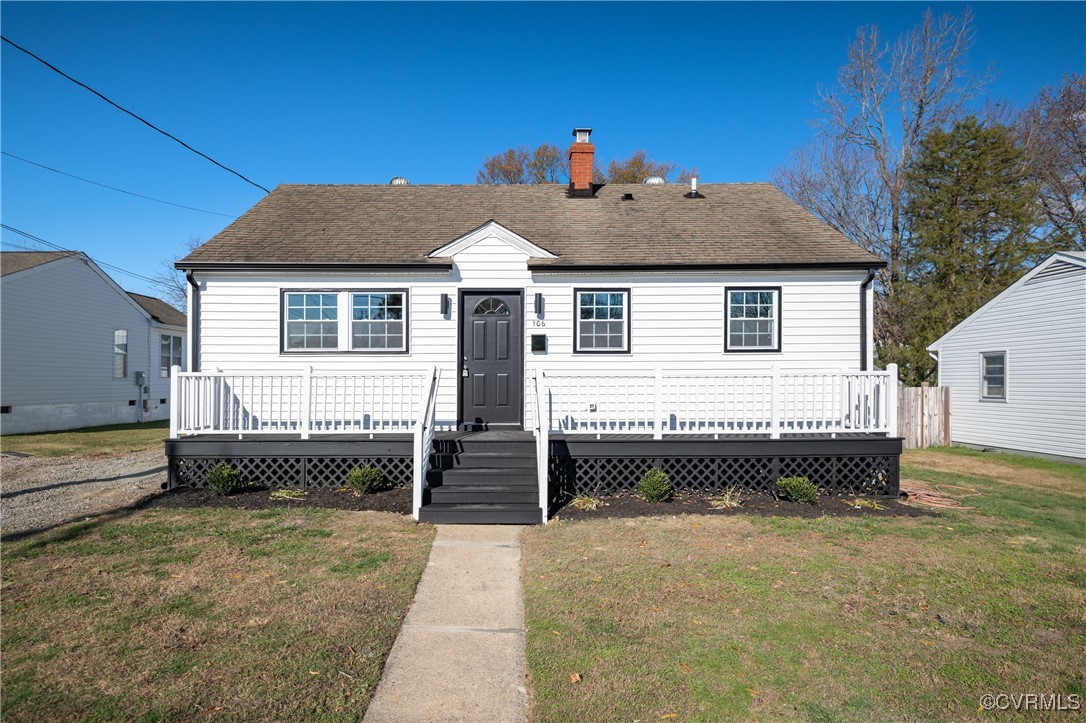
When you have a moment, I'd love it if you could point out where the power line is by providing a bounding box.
[1,35,271,194]
[0,223,160,285]
[2,151,237,218]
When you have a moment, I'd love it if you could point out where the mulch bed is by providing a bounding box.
[145,487,932,522]
[552,492,934,521]
[147,485,412,515]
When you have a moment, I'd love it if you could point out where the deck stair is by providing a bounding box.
[419,432,542,524]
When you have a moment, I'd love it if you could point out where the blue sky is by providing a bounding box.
[2,2,1083,299]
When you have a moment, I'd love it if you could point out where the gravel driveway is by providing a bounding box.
[1,449,166,537]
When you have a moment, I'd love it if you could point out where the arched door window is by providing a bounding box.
[473,298,510,316]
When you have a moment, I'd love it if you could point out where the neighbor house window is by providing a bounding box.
[351,292,406,350]
[726,288,781,352]
[160,335,183,377]
[113,329,128,378]
[981,352,1006,400]
[285,293,339,350]
[575,290,630,353]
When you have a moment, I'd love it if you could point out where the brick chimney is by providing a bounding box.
[569,127,595,196]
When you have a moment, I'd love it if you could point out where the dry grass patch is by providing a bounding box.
[903,446,1086,498]
[1,507,434,721]
[523,466,1085,721]
[1,420,169,458]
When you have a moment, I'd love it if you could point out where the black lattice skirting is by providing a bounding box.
[165,436,414,489]
[548,437,901,504]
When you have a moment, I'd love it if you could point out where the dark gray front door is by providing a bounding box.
[460,291,523,429]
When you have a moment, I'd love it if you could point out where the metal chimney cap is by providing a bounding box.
[572,128,592,143]
[643,176,666,185]
[389,176,410,186]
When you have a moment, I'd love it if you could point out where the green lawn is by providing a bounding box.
[522,452,1085,721]
[1,508,434,721]
[0,420,170,457]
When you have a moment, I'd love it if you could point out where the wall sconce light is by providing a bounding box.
[441,293,450,316]
[535,292,544,316]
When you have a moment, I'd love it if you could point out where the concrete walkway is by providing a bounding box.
[364,525,529,723]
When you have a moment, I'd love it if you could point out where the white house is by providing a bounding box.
[928,251,1086,464]
[168,129,901,523]
[0,251,187,435]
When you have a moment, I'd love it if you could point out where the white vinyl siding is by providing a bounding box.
[933,259,1085,461]
[196,264,867,432]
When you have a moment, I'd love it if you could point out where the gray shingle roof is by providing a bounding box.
[127,292,187,328]
[179,183,881,268]
[0,251,77,276]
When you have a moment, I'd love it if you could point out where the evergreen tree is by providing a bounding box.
[893,117,1042,383]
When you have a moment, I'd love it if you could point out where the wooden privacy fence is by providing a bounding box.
[898,385,951,449]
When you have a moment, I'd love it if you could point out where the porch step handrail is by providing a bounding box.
[542,365,899,439]
[531,370,549,524]
[412,366,440,520]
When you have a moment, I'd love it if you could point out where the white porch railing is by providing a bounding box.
[538,365,899,439]
[170,366,441,521]
[169,367,435,438]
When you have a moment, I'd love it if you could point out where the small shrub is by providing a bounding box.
[777,476,819,505]
[206,463,241,496]
[708,486,744,509]
[569,496,602,511]
[637,467,673,503]
[270,489,305,501]
[346,465,385,495]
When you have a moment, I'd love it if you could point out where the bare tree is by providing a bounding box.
[772,8,990,355]
[477,144,568,184]
[1016,74,1086,249]
[150,236,203,312]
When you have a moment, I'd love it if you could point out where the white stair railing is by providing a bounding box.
[412,367,440,520]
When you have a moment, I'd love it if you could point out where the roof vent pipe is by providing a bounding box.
[389,176,410,186]
[684,177,703,199]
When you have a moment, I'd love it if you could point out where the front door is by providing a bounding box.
[459,291,523,429]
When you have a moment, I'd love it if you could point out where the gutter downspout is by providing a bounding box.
[928,351,940,387]
[185,270,200,372]
[860,269,876,371]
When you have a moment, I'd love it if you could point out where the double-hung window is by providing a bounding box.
[285,293,339,350]
[351,292,405,351]
[575,290,630,353]
[980,352,1006,400]
[725,288,781,352]
[113,329,128,378]
[160,335,183,377]
[282,290,408,353]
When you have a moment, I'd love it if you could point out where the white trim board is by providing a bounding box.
[429,220,557,259]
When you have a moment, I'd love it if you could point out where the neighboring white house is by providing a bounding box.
[928,251,1086,464]
[0,251,187,435]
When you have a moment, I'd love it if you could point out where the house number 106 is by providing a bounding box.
[531,320,546,327]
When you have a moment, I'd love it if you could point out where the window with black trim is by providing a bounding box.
[981,352,1006,400]
[725,288,780,352]
[575,290,629,352]
[351,292,405,350]
[282,290,409,353]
